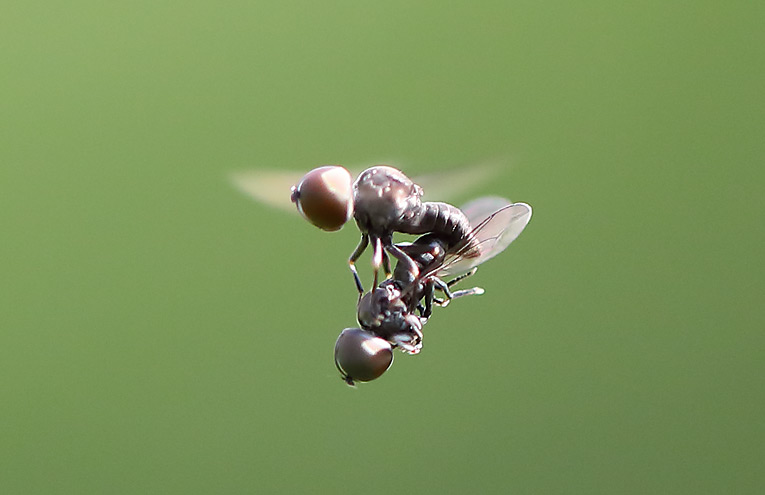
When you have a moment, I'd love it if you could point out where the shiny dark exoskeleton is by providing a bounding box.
[335,233,478,385]
[349,166,478,293]
[335,197,532,384]
[355,232,481,355]
[231,162,534,386]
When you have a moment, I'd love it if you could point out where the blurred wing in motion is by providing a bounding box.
[435,197,532,277]
[229,170,305,213]
[415,161,500,202]
[229,162,502,214]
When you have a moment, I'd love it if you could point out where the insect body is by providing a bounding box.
[334,198,532,385]
[229,163,532,386]
[348,166,477,294]
[231,162,501,294]
[289,165,478,293]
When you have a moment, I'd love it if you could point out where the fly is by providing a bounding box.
[335,197,532,385]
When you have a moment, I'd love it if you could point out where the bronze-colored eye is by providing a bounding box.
[290,166,353,231]
[334,328,393,385]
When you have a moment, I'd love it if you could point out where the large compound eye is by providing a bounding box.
[334,328,393,385]
[290,166,353,231]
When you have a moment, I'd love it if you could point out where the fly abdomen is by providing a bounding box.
[396,202,473,250]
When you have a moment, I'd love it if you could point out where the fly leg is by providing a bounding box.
[432,277,455,307]
[446,267,479,288]
[392,315,423,355]
[349,234,369,294]
[371,237,383,288]
[433,268,484,306]
[382,235,419,283]
[433,287,485,306]
[447,267,484,298]
[448,287,485,299]
[381,250,392,281]
[421,280,435,319]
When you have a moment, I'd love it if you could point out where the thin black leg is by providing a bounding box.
[446,267,478,287]
[348,234,369,294]
[433,270,483,305]
[382,235,419,282]
[381,250,392,280]
[422,280,434,319]
[433,277,454,303]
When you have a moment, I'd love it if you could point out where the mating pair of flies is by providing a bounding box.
[233,164,532,385]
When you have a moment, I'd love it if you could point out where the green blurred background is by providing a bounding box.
[2,1,763,493]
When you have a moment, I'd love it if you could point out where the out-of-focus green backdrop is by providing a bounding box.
[2,1,763,493]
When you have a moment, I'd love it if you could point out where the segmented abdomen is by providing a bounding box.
[396,202,474,250]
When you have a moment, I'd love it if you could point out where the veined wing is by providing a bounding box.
[434,197,532,277]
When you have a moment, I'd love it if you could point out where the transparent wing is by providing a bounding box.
[434,198,532,277]
[460,196,513,229]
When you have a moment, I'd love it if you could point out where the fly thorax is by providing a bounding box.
[352,166,423,233]
[357,283,405,330]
